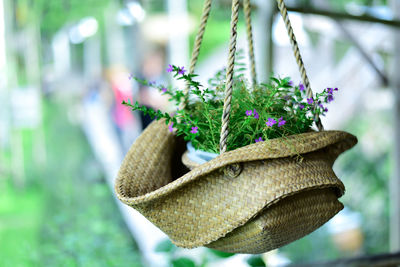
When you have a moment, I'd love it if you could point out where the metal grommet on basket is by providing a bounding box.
[223,163,243,178]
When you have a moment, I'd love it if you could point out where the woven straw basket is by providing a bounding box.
[115,0,357,254]
[115,119,357,254]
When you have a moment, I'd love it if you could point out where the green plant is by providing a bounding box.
[124,64,337,154]
[154,239,238,267]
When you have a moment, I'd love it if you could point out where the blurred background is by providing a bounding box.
[1,0,400,266]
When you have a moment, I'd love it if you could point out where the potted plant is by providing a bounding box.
[115,0,357,254]
[123,63,338,169]
[118,62,356,253]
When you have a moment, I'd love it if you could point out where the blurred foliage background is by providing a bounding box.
[0,0,397,266]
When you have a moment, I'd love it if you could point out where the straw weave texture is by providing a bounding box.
[115,119,357,253]
[206,188,343,253]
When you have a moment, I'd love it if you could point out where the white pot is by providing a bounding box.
[186,142,219,165]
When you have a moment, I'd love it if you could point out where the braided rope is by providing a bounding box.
[243,0,257,86]
[219,0,240,153]
[188,0,212,75]
[179,0,212,111]
[276,0,323,131]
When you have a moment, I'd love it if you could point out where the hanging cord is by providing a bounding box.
[275,0,324,131]
[219,0,240,153]
[184,0,321,153]
[179,0,212,112]
[243,0,257,86]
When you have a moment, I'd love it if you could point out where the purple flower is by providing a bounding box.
[288,80,293,86]
[245,110,252,116]
[334,87,338,91]
[190,126,198,134]
[327,95,334,103]
[324,107,328,112]
[255,137,263,143]
[299,83,305,92]
[266,118,277,127]
[168,122,174,132]
[278,117,286,127]
[307,98,314,105]
[253,110,260,119]
[326,87,333,94]
[178,66,186,75]
[166,64,173,72]
[161,87,167,93]
[299,104,305,110]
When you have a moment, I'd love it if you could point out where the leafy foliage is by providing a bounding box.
[124,63,337,153]
[0,99,143,266]
[172,257,196,267]
[38,100,142,266]
[17,0,111,36]
[207,249,235,258]
[246,255,266,267]
[335,110,391,254]
[154,238,255,266]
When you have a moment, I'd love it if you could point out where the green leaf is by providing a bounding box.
[246,256,266,267]
[172,257,196,267]
[208,249,235,258]
[270,77,280,84]
[154,239,176,253]
[244,134,253,142]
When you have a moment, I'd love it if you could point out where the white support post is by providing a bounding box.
[390,0,400,253]
[84,35,102,79]
[104,3,126,65]
[167,0,189,87]
[255,0,275,82]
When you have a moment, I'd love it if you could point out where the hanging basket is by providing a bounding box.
[115,120,356,253]
[115,0,357,254]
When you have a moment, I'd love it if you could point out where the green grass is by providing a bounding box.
[0,97,143,267]
[0,182,44,266]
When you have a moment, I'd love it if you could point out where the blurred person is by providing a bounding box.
[135,45,171,130]
[104,65,141,150]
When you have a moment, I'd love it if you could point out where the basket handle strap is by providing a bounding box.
[219,0,240,153]
[219,0,256,153]
[276,0,323,131]
[179,0,212,112]
[244,0,257,86]
[219,0,323,153]
[178,0,255,153]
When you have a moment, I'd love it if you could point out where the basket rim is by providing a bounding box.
[115,121,357,205]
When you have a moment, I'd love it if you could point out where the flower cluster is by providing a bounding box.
[167,64,186,75]
[245,109,259,119]
[123,64,339,153]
